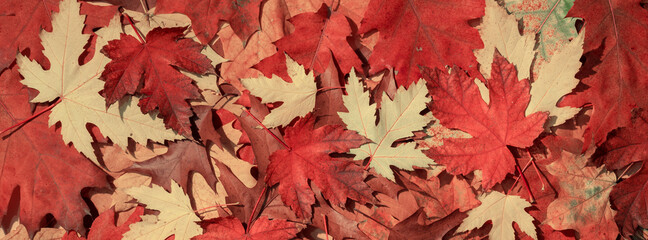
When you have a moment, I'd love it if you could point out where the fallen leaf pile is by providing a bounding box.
[1,0,647,239]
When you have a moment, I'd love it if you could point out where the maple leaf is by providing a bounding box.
[595,110,648,170]
[194,216,298,240]
[457,191,537,240]
[396,172,480,220]
[266,114,373,218]
[100,26,215,135]
[156,0,262,45]
[389,209,467,240]
[544,142,618,239]
[241,53,316,128]
[62,206,145,240]
[423,53,548,189]
[0,64,107,234]
[359,0,484,87]
[527,30,584,127]
[610,163,648,237]
[123,180,202,240]
[338,70,434,181]
[281,0,369,24]
[16,0,181,165]
[505,0,578,60]
[274,4,362,74]
[475,0,535,81]
[0,0,59,72]
[559,0,648,148]
[128,140,217,191]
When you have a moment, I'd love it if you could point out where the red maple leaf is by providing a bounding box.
[423,53,547,189]
[100,27,214,135]
[359,0,484,87]
[265,115,373,218]
[610,163,648,237]
[273,4,362,74]
[0,66,107,234]
[194,216,298,240]
[156,0,262,45]
[62,206,144,240]
[595,110,648,170]
[559,0,648,148]
[0,0,59,72]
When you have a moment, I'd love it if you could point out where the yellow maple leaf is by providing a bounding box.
[241,53,316,128]
[458,191,537,240]
[123,180,202,240]
[339,70,434,181]
[16,0,181,165]
[475,0,536,80]
[527,30,584,127]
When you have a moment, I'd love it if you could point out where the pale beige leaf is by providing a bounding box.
[339,70,434,181]
[527,30,584,127]
[123,180,202,240]
[458,191,537,240]
[209,121,256,187]
[112,173,152,212]
[241,53,317,128]
[17,2,181,165]
[190,173,228,219]
[0,224,27,240]
[475,0,536,80]
[33,227,65,240]
[124,8,192,36]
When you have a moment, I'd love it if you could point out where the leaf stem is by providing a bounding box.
[246,186,267,233]
[317,86,345,92]
[323,214,329,240]
[194,202,240,215]
[242,108,291,150]
[617,162,638,182]
[507,160,532,195]
[535,0,561,34]
[121,12,145,43]
[516,163,535,203]
[1,98,61,135]
[527,149,547,190]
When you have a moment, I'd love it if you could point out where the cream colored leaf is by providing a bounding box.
[123,180,202,240]
[191,173,229,219]
[16,0,182,165]
[458,191,537,240]
[241,53,317,128]
[209,122,256,188]
[475,0,536,80]
[339,70,434,181]
[33,227,66,240]
[124,8,192,36]
[0,224,27,240]
[527,30,584,127]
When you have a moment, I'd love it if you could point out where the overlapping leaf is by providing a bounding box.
[101,27,215,135]
[360,0,484,86]
[16,0,181,165]
[123,180,202,240]
[560,0,648,148]
[266,115,373,218]
[339,70,434,181]
[424,53,547,189]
